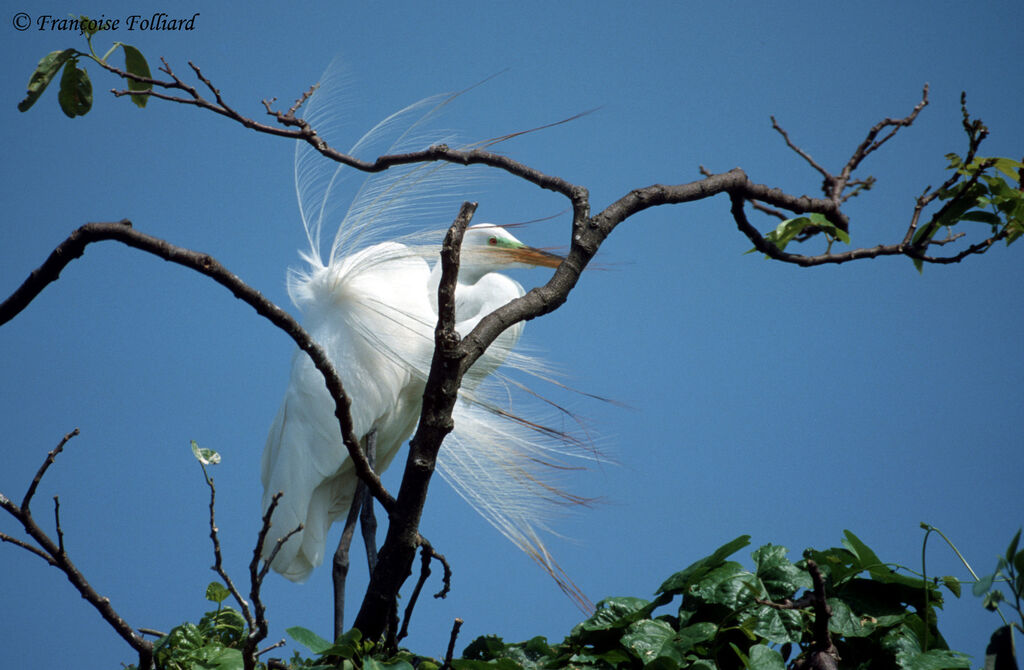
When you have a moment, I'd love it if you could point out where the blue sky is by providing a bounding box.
[2,1,1021,667]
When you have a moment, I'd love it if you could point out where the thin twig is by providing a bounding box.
[397,545,434,644]
[201,462,254,630]
[442,618,464,670]
[53,496,64,555]
[0,431,154,666]
[22,428,79,511]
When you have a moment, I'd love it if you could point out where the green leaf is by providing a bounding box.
[902,649,971,669]
[972,573,995,596]
[286,626,331,655]
[198,646,244,670]
[121,44,152,108]
[675,622,717,652]
[78,15,103,38]
[992,157,1024,180]
[958,210,1002,226]
[690,564,763,609]
[18,49,77,113]
[842,530,885,575]
[748,605,803,644]
[318,629,364,659]
[981,589,1004,610]
[764,216,811,252]
[205,581,230,604]
[752,544,812,599]
[940,576,961,598]
[57,59,92,118]
[747,644,786,670]
[826,598,875,638]
[191,440,222,465]
[364,659,414,670]
[1005,529,1021,565]
[657,535,751,595]
[572,596,657,648]
[621,619,676,664]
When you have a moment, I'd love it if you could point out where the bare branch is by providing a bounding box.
[53,496,64,555]
[0,431,154,667]
[442,618,464,670]
[771,115,832,181]
[245,492,301,670]
[353,202,477,637]
[0,222,392,512]
[22,428,79,511]
[201,462,254,631]
[0,532,57,564]
[840,84,930,179]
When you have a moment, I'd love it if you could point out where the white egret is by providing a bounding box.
[260,73,594,607]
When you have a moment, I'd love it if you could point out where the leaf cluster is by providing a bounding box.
[972,529,1024,629]
[451,533,972,669]
[17,16,151,117]
[283,627,428,670]
[919,154,1024,248]
[125,583,253,670]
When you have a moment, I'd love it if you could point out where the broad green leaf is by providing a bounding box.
[191,440,222,465]
[319,628,363,659]
[18,49,77,113]
[958,210,1001,226]
[205,581,230,604]
[972,573,995,596]
[621,619,675,664]
[940,576,961,598]
[841,530,884,575]
[197,646,244,670]
[286,626,331,654]
[826,598,874,638]
[842,530,927,591]
[57,59,92,118]
[992,157,1024,180]
[900,649,971,669]
[748,605,803,644]
[689,563,763,608]
[121,44,152,108]
[657,535,751,595]
[747,644,786,670]
[675,622,717,652]
[577,597,652,633]
[752,544,812,599]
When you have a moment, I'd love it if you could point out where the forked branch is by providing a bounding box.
[0,430,155,669]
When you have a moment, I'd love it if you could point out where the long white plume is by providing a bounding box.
[264,60,600,607]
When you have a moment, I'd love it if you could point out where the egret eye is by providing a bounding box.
[488,236,498,245]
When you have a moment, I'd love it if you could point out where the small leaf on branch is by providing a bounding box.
[120,44,152,109]
[78,15,103,38]
[57,58,92,118]
[17,49,77,113]
[285,626,331,655]
[190,440,221,466]
[204,581,230,604]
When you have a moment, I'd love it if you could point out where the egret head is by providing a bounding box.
[461,224,563,273]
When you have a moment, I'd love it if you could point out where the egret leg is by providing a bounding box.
[332,429,378,640]
[359,430,378,573]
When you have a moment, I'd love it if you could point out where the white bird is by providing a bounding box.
[260,72,594,607]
